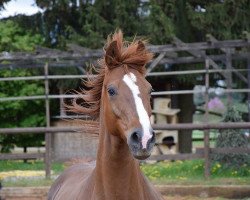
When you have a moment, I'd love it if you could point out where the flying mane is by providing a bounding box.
[71,30,153,119]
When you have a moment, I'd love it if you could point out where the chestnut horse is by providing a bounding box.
[48,31,164,200]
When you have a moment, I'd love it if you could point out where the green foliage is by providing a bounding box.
[5,0,247,49]
[212,106,250,169]
[4,0,248,47]
[75,4,110,48]
[0,0,11,9]
[0,69,45,152]
[95,0,141,35]
[49,66,80,90]
[111,0,141,36]
[71,0,142,48]
[175,63,204,85]
[0,20,44,52]
[0,19,46,152]
[187,0,250,40]
[147,0,174,44]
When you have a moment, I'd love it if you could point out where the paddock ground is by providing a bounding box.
[1,186,250,200]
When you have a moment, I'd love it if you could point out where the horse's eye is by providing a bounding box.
[107,87,117,96]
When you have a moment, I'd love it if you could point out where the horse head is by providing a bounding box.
[102,31,155,160]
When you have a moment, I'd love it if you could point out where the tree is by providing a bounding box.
[0,20,45,153]
[14,0,248,47]
[146,0,174,44]
[0,20,43,52]
[187,0,250,40]
[0,69,46,153]
[77,3,110,48]
[34,0,81,47]
[0,0,11,9]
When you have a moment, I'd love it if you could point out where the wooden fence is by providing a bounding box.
[0,122,250,179]
[0,36,250,178]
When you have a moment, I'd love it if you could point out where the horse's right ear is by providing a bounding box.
[105,41,119,67]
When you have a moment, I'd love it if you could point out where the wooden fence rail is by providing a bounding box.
[1,122,250,134]
[0,89,250,102]
[0,68,250,82]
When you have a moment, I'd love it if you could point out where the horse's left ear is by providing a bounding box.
[105,41,119,67]
[137,41,145,52]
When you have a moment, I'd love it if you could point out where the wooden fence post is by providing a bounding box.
[204,58,211,179]
[44,63,51,178]
[248,58,250,128]
[226,49,233,104]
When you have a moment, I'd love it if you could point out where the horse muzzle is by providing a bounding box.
[127,128,156,160]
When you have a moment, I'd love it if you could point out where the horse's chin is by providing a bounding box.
[128,143,154,160]
[133,154,151,160]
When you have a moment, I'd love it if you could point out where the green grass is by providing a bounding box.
[140,160,250,185]
[3,178,55,187]
[193,112,223,124]
[0,160,64,187]
[192,130,218,139]
[192,130,217,147]
[0,160,64,174]
[1,160,250,187]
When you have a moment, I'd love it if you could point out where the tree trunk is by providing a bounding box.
[175,0,193,42]
[178,92,195,153]
[23,146,27,163]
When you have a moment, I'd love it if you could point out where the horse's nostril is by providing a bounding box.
[131,131,140,143]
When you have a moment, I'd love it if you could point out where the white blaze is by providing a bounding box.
[123,73,152,148]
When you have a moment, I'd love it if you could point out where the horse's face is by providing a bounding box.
[104,68,155,160]
[103,41,155,160]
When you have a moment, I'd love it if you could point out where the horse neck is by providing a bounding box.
[93,109,147,199]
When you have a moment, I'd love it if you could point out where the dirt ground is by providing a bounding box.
[164,196,239,200]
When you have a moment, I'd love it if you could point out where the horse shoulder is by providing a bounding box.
[48,162,95,200]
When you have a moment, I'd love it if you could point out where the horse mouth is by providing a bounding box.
[133,153,151,160]
[132,148,152,160]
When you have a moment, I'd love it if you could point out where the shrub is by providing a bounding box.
[212,106,250,169]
